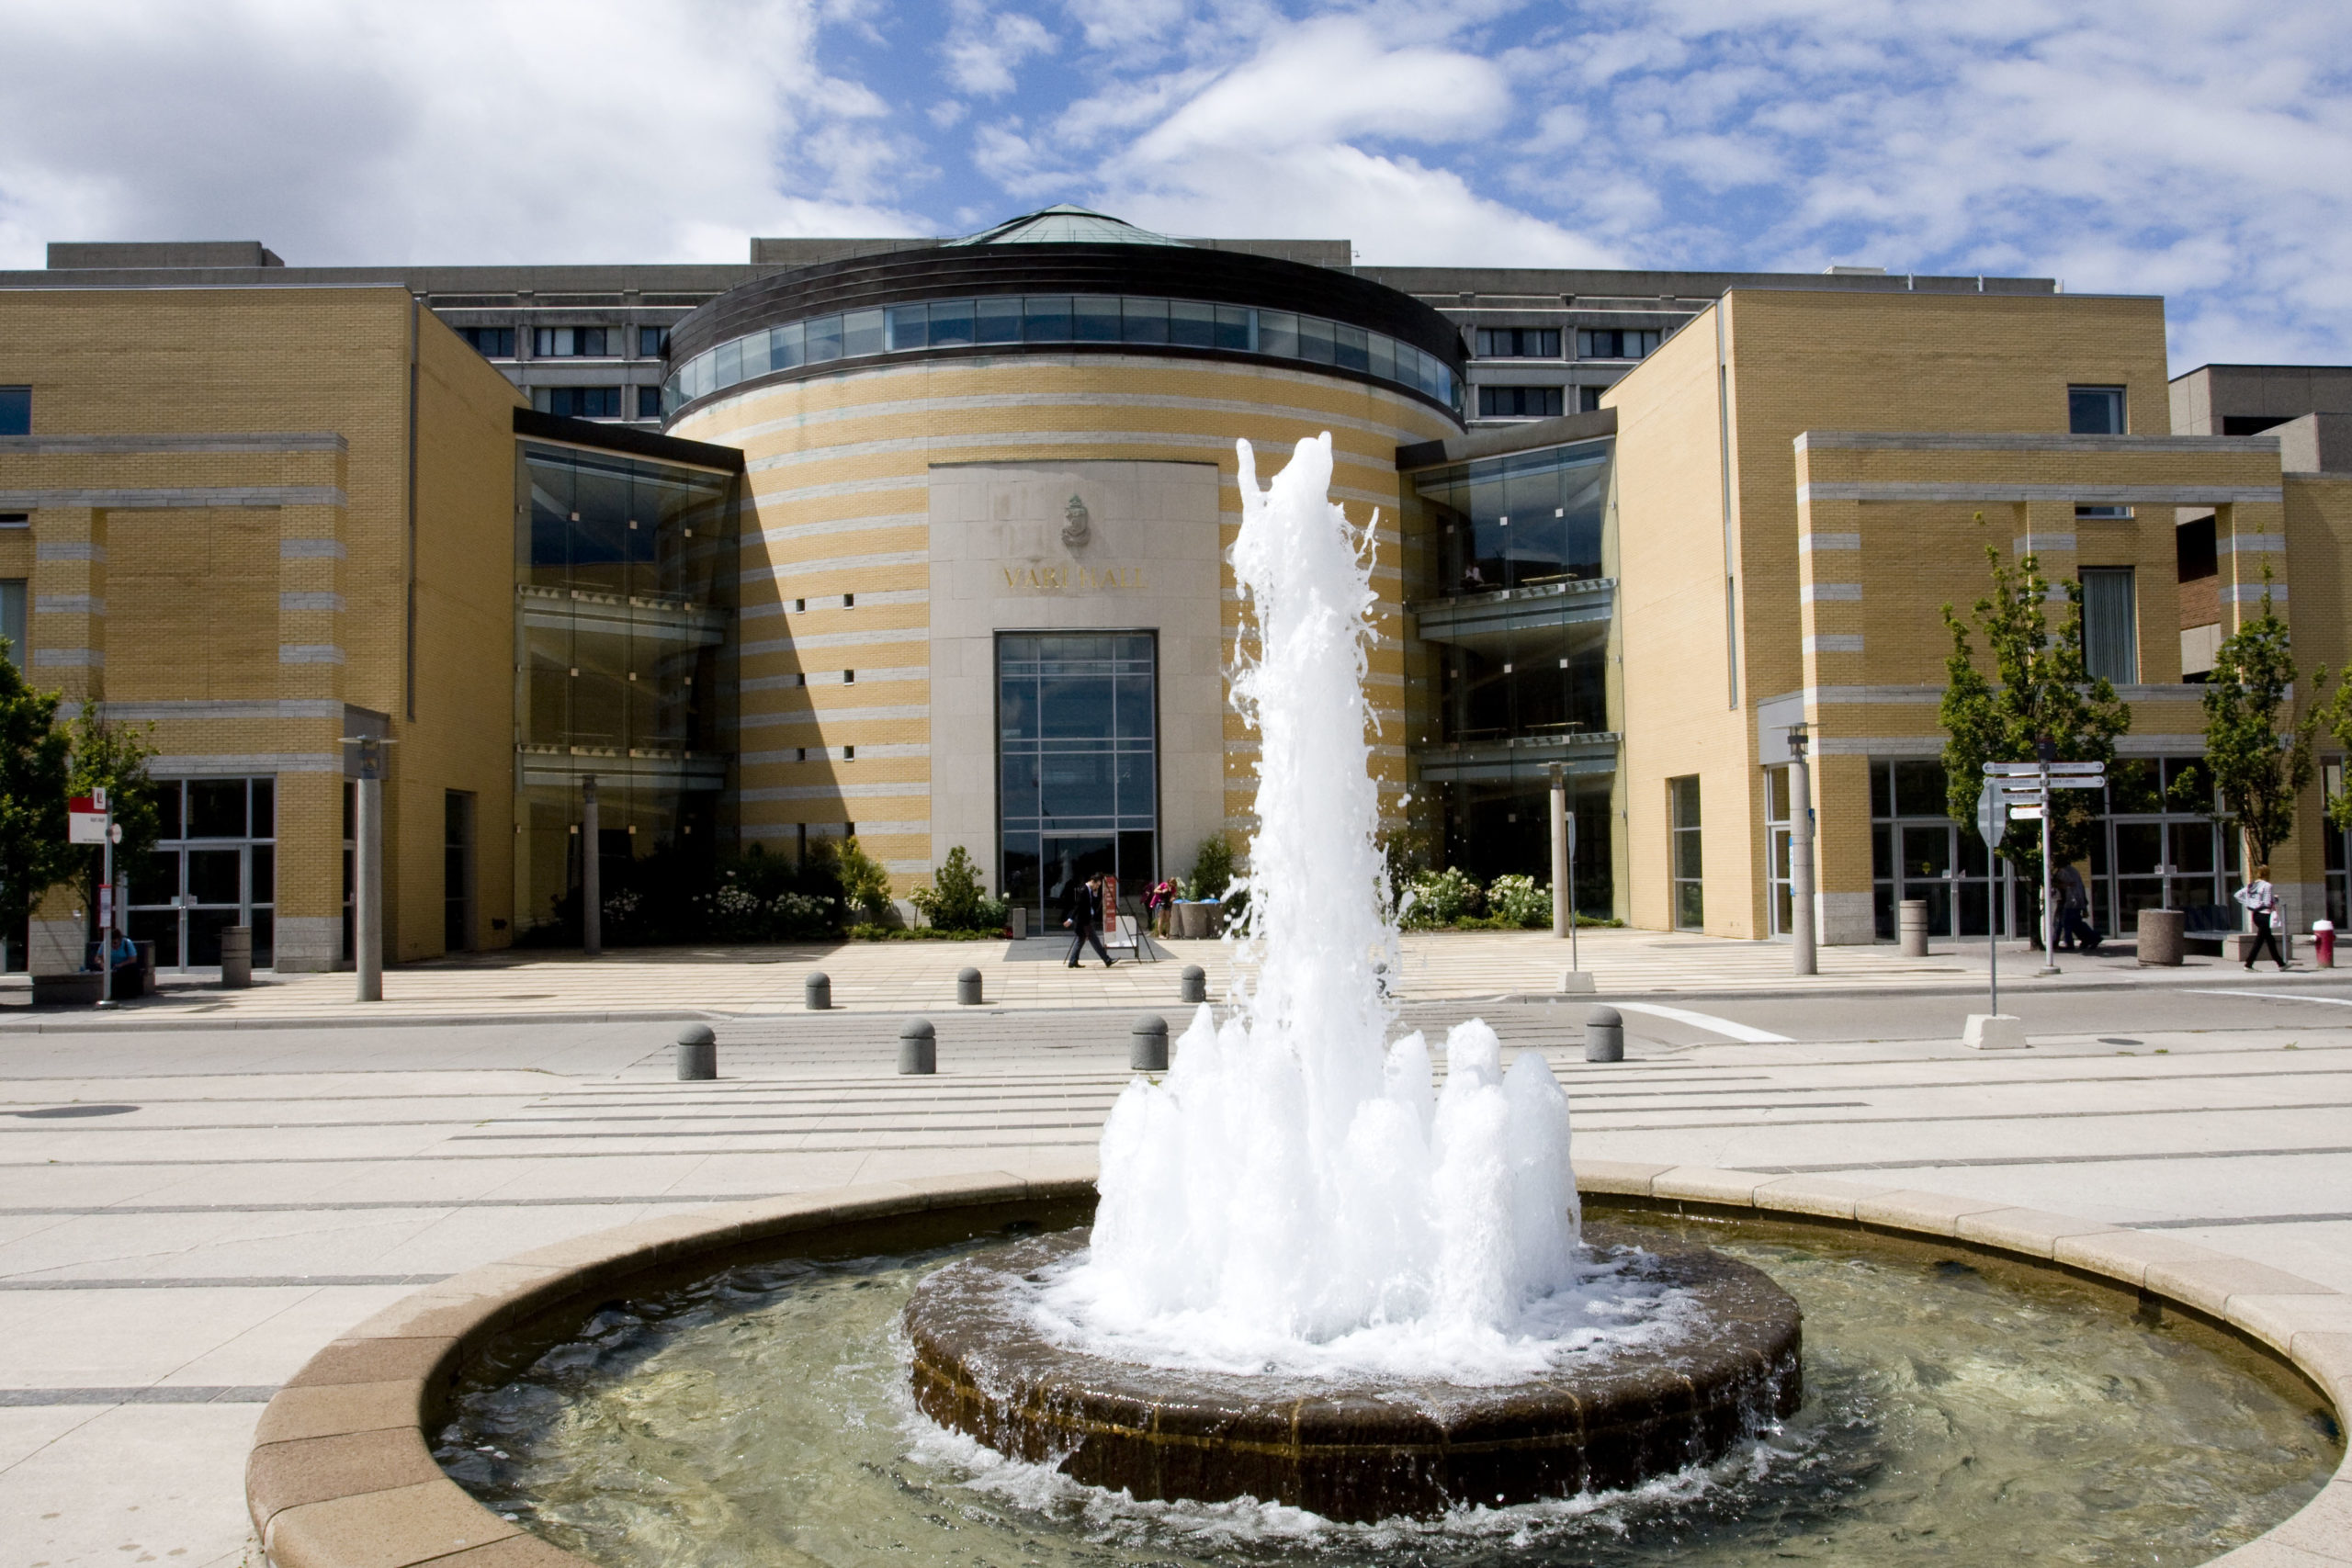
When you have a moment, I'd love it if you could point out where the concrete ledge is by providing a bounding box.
[246,1164,2352,1568]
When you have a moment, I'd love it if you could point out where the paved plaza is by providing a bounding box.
[4,941,2351,1566]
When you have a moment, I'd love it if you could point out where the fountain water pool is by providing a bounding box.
[901,436,1795,1515]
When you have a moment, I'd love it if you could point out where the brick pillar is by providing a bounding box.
[274,502,349,972]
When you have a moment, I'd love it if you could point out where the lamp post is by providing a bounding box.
[581,773,601,958]
[1788,720,1816,976]
[340,734,390,1002]
[1549,762,1579,977]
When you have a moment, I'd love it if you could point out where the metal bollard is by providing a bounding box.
[1178,964,1206,1004]
[676,1022,717,1080]
[1584,1005,1624,1064]
[957,966,984,1006]
[1130,1012,1169,1072]
[805,970,831,1010]
[899,1017,936,1075]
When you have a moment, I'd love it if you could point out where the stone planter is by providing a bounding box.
[1898,898,1929,957]
[2137,908,2185,966]
[30,972,102,1007]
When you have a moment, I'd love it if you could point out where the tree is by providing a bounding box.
[1938,525,2131,880]
[2210,576,2324,871]
[0,647,75,944]
[834,834,893,923]
[65,708,162,919]
[909,845,1007,932]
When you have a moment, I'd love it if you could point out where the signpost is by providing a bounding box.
[1974,781,2003,1017]
[1984,759,2106,976]
[70,789,118,1008]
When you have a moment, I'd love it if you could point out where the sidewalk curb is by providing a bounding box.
[0,1008,733,1034]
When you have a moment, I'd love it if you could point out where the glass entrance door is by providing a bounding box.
[999,633,1158,927]
[127,777,277,969]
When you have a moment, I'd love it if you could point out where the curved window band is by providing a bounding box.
[663,295,1460,417]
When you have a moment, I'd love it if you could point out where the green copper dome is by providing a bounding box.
[943,204,1187,248]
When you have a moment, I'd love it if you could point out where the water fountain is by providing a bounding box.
[396,435,2343,1568]
[903,435,1799,1518]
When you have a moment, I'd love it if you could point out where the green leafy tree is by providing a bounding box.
[1938,525,2130,879]
[65,708,162,919]
[1190,834,1235,900]
[909,845,1007,932]
[0,649,75,942]
[2209,577,2324,870]
[834,834,893,922]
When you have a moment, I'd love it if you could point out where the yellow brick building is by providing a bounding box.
[7,209,2351,970]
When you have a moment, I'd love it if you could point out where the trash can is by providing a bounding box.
[2315,919,2335,968]
[220,926,254,988]
[2136,908,2185,967]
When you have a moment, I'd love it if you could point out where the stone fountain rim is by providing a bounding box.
[242,1157,2352,1568]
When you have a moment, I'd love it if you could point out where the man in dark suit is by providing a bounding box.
[1064,874,1114,968]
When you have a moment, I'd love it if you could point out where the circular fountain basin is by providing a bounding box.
[241,1165,2352,1568]
[906,1226,1801,1519]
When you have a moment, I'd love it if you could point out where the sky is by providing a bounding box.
[1,0,2346,367]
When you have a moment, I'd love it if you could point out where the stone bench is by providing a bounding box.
[2183,930,2292,963]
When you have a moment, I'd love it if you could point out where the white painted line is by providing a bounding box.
[1611,1001,1793,1043]
[2185,988,2352,1007]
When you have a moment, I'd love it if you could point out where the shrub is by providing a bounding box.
[1401,865,1482,928]
[834,835,894,923]
[1190,835,1236,901]
[1487,874,1552,929]
[909,845,1008,932]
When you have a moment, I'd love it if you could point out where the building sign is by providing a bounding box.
[1001,564,1148,592]
[68,789,107,844]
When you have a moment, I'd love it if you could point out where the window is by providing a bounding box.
[639,326,670,356]
[0,579,23,667]
[535,326,611,357]
[1477,385,1565,419]
[535,387,622,419]
[457,327,514,358]
[1577,329,1659,360]
[2069,386,2126,434]
[1475,328,1561,358]
[637,386,663,420]
[1669,775,1703,930]
[2080,568,2138,685]
[1578,386,1603,414]
[0,386,28,435]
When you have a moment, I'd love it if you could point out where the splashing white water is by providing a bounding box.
[1045,434,1632,1384]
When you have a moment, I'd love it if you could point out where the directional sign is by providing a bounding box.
[2009,805,2044,820]
[1985,761,2104,776]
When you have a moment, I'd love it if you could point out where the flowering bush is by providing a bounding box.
[1486,874,1552,929]
[1401,865,1482,928]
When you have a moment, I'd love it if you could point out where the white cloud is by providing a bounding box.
[942,2,1057,97]
[0,0,928,267]
[1102,143,1622,266]
[1130,16,1510,161]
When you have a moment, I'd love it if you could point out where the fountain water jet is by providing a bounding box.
[907,435,1800,1517]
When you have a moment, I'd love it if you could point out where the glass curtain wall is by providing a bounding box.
[127,777,277,968]
[514,441,738,937]
[998,633,1157,926]
[1416,440,1609,596]
[1429,766,1612,915]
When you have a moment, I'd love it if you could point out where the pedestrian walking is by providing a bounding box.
[2237,865,2290,970]
[2054,863,2102,953]
[1063,873,1115,968]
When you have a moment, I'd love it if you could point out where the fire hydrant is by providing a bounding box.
[2316,920,2335,968]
